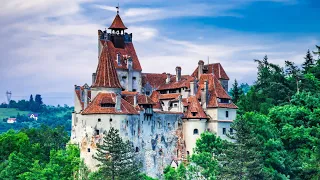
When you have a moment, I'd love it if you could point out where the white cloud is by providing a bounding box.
[93,5,117,12]
[0,0,317,105]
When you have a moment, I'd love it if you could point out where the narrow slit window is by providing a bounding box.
[223,128,226,135]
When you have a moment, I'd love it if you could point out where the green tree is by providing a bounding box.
[29,95,34,103]
[230,79,243,104]
[94,127,141,180]
[285,61,302,93]
[163,166,177,180]
[302,49,315,73]
[312,45,320,61]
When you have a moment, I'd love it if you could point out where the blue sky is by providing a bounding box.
[0,0,319,105]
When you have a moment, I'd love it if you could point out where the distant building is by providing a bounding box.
[7,118,16,124]
[71,9,237,178]
[28,113,38,120]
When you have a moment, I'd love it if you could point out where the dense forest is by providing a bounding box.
[1,45,320,179]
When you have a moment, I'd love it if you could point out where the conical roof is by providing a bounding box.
[92,45,122,88]
[109,14,127,29]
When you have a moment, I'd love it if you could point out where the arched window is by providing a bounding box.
[193,129,199,135]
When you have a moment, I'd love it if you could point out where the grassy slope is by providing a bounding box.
[0,108,31,119]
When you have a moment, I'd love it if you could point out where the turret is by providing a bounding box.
[108,6,127,48]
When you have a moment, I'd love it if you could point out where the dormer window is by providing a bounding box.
[101,103,115,107]
[192,112,197,116]
[220,98,230,103]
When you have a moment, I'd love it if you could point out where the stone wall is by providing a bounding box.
[71,111,183,179]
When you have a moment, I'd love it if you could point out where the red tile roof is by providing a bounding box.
[108,14,127,29]
[121,91,138,96]
[82,93,139,115]
[159,93,180,100]
[141,73,169,89]
[196,74,237,109]
[157,75,194,90]
[122,93,155,105]
[183,96,208,119]
[101,40,142,71]
[150,91,162,109]
[92,45,122,88]
[192,63,229,80]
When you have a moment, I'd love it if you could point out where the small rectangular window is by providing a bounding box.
[132,89,137,92]
[96,130,99,135]
[174,104,177,107]
[192,112,197,116]
[122,76,127,79]
[87,148,90,152]
[226,111,229,118]
[133,77,136,80]
[230,128,233,135]
[146,91,150,96]
[223,128,226,135]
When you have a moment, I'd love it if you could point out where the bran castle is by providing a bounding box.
[71,10,237,178]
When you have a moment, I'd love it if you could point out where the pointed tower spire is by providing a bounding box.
[116,3,119,14]
[109,5,127,30]
[92,45,122,89]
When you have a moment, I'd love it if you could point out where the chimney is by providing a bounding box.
[116,93,121,111]
[92,73,96,85]
[175,66,181,82]
[83,83,90,109]
[198,60,204,79]
[201,80,208,109]
[190,81,195,96]
[133,94,137,107]
[166,73,171,84]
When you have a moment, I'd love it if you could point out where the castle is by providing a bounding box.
[70,9,237,178]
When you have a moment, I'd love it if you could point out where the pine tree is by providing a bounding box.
[35,94,43,105]
[230,79,242,104]
[302,49,314,73]
[313,45,320,61]
[94,127,141,180]
[218,116,266,180]
[285,61,302,93]
[29,95,34,103]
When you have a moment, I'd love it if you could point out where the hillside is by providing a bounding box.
[0,104,73,134]
[0,108,31,120]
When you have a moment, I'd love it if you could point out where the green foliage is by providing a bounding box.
[0,126,79,180]
[94,127,142,180]
[230,79,243,104]
[163,164,187,180]
[302,49,315,73]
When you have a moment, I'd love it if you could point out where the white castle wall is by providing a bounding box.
[71,110,183,179]
[182,118,207,155]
